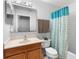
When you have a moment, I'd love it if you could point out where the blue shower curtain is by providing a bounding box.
[51,6,69,59]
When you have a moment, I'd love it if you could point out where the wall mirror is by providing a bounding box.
[18,15,30,32]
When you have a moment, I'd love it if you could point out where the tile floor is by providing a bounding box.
[44,56,48,59]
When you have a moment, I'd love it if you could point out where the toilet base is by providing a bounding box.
[48,57,52,59]
[47,56,58,59]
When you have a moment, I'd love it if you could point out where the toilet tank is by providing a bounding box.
[42,40,51,48]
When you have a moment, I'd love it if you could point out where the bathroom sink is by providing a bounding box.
[18,38,40,44]
[19,39,30,44]
[19,38,43,44]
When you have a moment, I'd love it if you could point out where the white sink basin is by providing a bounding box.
[19,39,30,43]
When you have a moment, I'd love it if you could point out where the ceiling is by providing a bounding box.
[41,0,76,19]
[41,0,75,7]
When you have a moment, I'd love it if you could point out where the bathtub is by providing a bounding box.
[67,51,76,59]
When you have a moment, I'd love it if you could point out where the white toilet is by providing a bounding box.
[42,40,58,59]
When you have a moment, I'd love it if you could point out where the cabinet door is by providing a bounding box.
[28,49,43,59]
[38,20,50,33]
[5,53,26,59]
[44,20,50,32]
[38,20,43,33]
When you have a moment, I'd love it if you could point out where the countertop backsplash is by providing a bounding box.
[10,32,51,40]
[10,32,38,40]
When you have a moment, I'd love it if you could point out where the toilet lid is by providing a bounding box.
[45,47,57,56]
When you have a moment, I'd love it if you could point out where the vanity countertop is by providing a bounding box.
[4,38,44,49]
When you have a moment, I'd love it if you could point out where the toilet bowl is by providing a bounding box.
[45,47,58,59]
[42,40,58,59]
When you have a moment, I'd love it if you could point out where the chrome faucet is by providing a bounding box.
[24,35,27,41]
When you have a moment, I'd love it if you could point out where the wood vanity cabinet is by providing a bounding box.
[4,43,43,59]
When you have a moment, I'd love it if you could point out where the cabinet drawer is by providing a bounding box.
[4,46,26,57]
[26,43,42,51]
